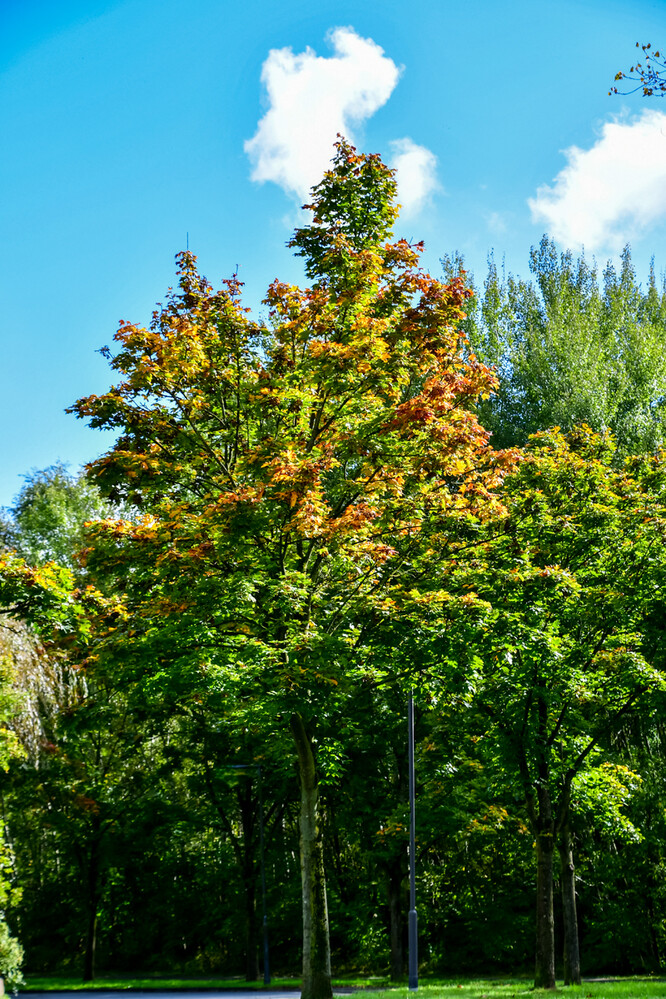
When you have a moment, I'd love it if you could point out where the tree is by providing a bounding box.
[438,427,666,987]
[174,693,297,981]
[0,624,31,992]
[444,240,666,455]
[1,464,117,572]
[0,489,149,982]
[69,139,514,999]
[610,43,666,97]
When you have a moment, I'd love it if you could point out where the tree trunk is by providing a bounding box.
[531,694,557,990]
[290,714,332,999]
[239,780,260,982]
[83,907,97,983]
[82,829,100,982]
[244,872,259,981]
[534,831,556,989]
[558,825,581,986]
[387,860,404,980]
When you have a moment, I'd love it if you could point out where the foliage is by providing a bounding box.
[7,144,666,985]
[0,919,24,993]
[610,43,666,97]
[0,638,27,993]
[446,424,666,816]
[443,240,666,455]
[428,426,666,985]
[1,464,117,572]
[70,149,512,697]
[63,138,519,997]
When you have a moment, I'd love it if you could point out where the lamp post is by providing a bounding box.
[408,691,418,991]
[225,764,270,985]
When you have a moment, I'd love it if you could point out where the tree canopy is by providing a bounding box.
[3,141,666,993]
[444,239,666,455]
[68,138,515,999]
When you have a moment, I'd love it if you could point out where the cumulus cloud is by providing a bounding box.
[245,27,401,201]
[245,27,438,217]
[389,138,438,217]
[529,110,666,251]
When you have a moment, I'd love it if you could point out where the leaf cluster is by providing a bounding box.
[610,42,666,97]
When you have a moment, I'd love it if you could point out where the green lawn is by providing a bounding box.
[21,978,302,992]
[361,981,666,999]
[20,975,387,992]
[20,976,666,998]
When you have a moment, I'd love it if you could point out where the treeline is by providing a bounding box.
[2,143,666,995]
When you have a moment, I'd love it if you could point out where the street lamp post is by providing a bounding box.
[408,691,418,991]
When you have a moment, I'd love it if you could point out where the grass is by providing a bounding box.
[360,980,666,999]
[21,977,301,992]
[19,976,666,997]
[20,974,387,992]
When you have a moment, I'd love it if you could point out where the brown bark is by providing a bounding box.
[290,713,332,999]
[558,825,581,986]
[82,907,97,983]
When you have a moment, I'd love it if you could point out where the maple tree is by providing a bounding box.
[68,138,515,999]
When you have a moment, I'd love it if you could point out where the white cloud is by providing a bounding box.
[529,110,666,251]
[389,138,438,217]
[245,27,401,201]
[244,27,439,219]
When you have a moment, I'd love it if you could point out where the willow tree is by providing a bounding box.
[70,140,514,999]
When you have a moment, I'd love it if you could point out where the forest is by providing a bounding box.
[2,140,666,997]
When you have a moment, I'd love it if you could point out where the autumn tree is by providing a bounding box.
[69,139,514,999]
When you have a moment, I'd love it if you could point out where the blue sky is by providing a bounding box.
[2,0,666,508]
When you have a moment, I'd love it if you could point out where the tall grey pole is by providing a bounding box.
[408,691,418,990]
